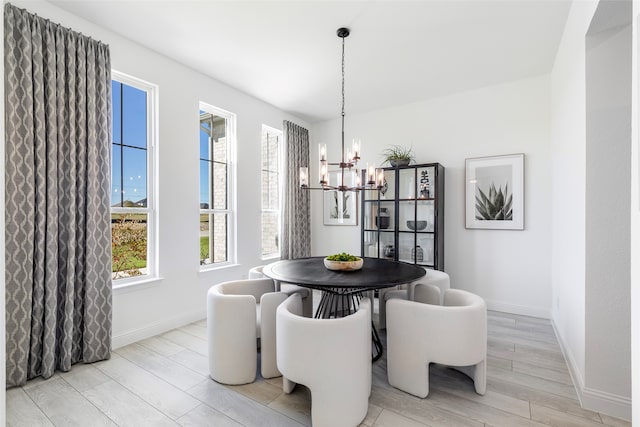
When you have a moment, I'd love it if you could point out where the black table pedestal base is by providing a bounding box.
[313,288,384,361]
[371,321,384,362]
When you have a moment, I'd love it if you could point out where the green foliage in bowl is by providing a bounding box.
[326,252,360,262]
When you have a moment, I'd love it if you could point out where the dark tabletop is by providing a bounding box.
[262,256,426,290]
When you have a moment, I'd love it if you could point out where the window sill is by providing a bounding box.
[261,254,281,262]
[113,276,164,295]
[198,263,241,275]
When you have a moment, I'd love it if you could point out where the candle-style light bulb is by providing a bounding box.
[377,170,384,188]
[352,139,360,161]
[367,163,375,184]
[319,144,327,162]
[320,163,328,185]
[318,143,327,184]
[299,167,309,188]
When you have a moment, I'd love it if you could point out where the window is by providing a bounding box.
[111,72,157,282]
[261,126,282,258]
[199,103,235,267]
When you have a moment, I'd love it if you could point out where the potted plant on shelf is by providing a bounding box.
[381,145,415,167]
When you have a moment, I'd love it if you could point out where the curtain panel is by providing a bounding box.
[281,121,311,259]
[5,4,113,387]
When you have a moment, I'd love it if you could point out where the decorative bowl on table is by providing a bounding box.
[406,220,427,231]
[324,253,364,271]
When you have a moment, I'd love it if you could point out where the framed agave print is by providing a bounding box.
[465,154,524,230]
[323,171,358,226]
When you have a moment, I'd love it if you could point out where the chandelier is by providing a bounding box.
[299,28,383,192]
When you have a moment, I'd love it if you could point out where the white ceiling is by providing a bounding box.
[49,0,571,123]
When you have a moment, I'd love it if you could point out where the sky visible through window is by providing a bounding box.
[199,116,210,206]
[111,80,148,207]
[111,83,216,207]
[199,112,228,208]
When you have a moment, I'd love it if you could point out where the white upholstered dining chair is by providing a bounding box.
[207,278,287,384]
[248,264,313,317]
[276,293,371,427]
[386,286,487,398]
[378,269,450,328]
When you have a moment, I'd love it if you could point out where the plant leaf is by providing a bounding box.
[474,181,513,221]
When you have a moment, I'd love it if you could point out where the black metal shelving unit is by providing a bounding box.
[361,163,445,271]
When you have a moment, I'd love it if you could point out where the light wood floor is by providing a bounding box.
[7,308,631,427]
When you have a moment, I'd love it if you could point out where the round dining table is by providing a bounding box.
[263,256,426,360]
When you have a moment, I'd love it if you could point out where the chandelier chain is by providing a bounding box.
[341,34,345,119]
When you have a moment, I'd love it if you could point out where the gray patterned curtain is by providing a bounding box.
[5,4,112,387]
[281,121,311,259]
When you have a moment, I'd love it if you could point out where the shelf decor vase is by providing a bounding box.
[383,245,395,258]
[375,208,390,229]
[411,246,424,262]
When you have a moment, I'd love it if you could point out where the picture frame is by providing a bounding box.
[465,153,524,230]
[323,171,358,226]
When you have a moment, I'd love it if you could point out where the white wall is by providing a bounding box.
[311,74,552,318]
[7,0,308,348]
[549,0,597,405]
[551,0,632,420]
[632,3,640,424]
[585,5,631,410]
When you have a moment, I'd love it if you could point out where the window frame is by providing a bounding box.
[111,71,159,287]
[261,125,283,260]
[199,102,237,270]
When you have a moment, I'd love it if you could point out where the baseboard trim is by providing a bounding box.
[551,318,631,421]
[485,299,550,319]
[551,318,586,399]
[581,386,632,421]
[112,310,205,350]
